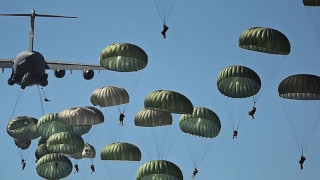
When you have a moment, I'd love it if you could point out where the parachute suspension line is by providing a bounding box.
[194,139,214,168]
[37,85,45,115]
[185,138,197,167]
[153,0,165,23]
[302,101,320,153]
[281,100,303,153]
[163,130,180,160]
[9,89,24,120]
[164,0,176,24]
[152,129,162,159]
[123,71,144,113]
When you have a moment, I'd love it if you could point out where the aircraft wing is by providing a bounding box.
[0,59,14,68]
[45,60,106,71]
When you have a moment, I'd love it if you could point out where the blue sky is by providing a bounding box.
[1,0,320,179]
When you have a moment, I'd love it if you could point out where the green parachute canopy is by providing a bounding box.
[90,86,129,107]
[100,142,141,161]
[7,116,39,140]
[14,138,31,150]
[36,153,72,180]
[179,107,221,138]
[99,43,148,72]
[58,106,104,126]
[37,113,73,140]
[47,132,84,155]
[35,143,50,160]
[136,160,183,180]
[38,137,47,146]
[144,90,194,114]
[72,125,92,136]
[239,27,290,55]
[134,109,172,127]
[303,0,320,6]
[217,65,261,98]
[278,74,320,100]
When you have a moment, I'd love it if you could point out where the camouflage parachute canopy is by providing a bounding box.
[36,153,72,180]
[134,109,173,127]
[100,142,141,161]
[278,74,320,100]
[303,0,320,6]
[144,90,194,114]
[217,65,261,98]
[90,86,129,107]
[99,43,148,72]
[136,160,183,180]
[7,116,39,140]
[179,107,221,138]
[239,27,290,55]
[58,106,104,126]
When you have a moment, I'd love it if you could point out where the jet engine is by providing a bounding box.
[54,69,65,78]
[83,70,94,80]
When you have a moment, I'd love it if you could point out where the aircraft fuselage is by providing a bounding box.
[9,50,48,89]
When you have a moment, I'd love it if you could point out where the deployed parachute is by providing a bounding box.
[100,142,141,161]
[7,116,39,140]
[217,65,261,98]
[217,65,261,131]
[136,160,183,180]
[37,113,73,140]
[58,106,104,126]
[135,109,172,127]
[278,74,320,154]
[238,27,290,101]
[153,0,177,24]
[179,107,221,168]
[47,132,84,155]
[101,142,141,179]
[90,86,129,107]
[36,153,72,179]
[239,27,290,55]
[179,107,221,138]
[303,0,320,43]
[134,108,175,160]
[99,43,148,72]
[144,90,194,114]
[14,138,31,150]
[35,143,50,161]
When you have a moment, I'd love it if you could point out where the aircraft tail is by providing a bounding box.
[0,10,76,51]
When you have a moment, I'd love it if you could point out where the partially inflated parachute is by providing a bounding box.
[99,43,148,72]
[179,107,221,138]
[100,142,141,161]
[7,116,39,140]
[136,160,183,180]
[36,153,72,179]
[144,90,194,114]
[217,65,261,98]
[47,132,84,155]
[135,109,172,127]
[278,74,320,154]
[239,27,290,55]
[90,86,129,107]
[14,138,31,150]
